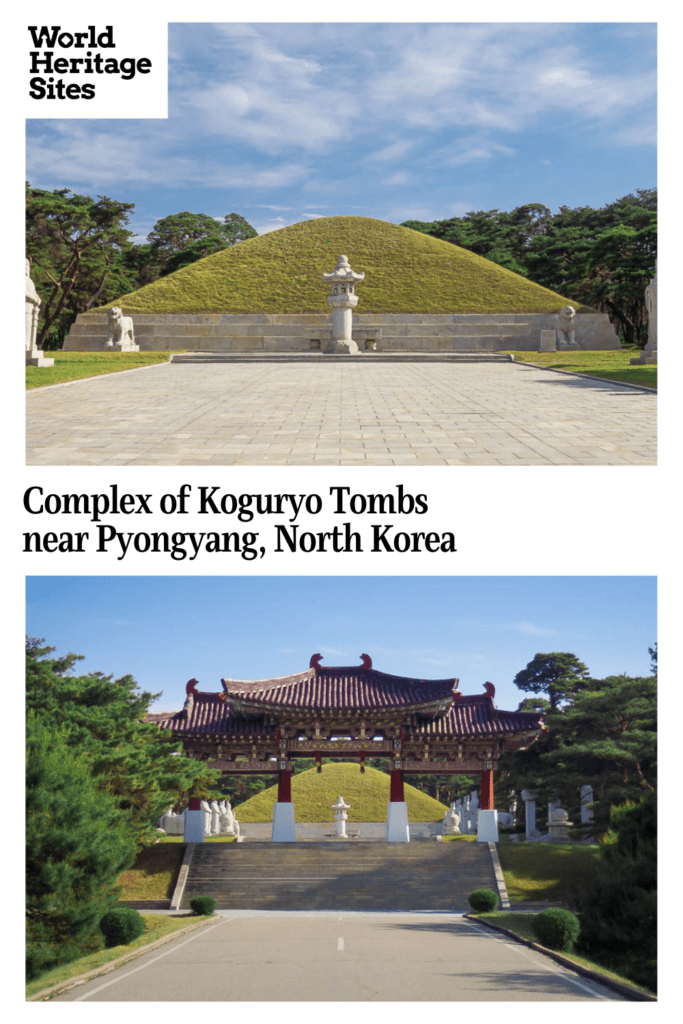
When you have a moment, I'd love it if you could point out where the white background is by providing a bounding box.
[8,1,678,1017]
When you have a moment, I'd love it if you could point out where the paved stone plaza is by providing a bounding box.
[26,361,656,466]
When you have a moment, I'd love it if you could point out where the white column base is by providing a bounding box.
[26,348,54,367]
[477,809,499,842]
[387,801,410,842]
[272,802,296,842]
[183,810,206,843]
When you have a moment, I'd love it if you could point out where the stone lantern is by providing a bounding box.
[322,254,365,354]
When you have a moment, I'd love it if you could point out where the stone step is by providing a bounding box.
[169,352,516,364]
[181,840,496,911]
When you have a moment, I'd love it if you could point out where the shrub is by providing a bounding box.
[532,908,580,951]
[190,896,217,916]
[468,888,499,912]
[99,907,146,948]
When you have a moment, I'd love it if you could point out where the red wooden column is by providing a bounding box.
[277,768,292,802]
[390,768,404,802]
[480,769,494,810]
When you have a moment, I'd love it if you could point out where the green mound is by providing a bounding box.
[233,763,448,822]
[104,216,575,315]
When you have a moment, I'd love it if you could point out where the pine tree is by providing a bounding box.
[569,795,657,991]
[26,714,137,979]
[26,638,218,846]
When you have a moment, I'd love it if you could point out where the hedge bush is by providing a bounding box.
[99,907,146,948]
[190,896,217,916]
[532,908,580,951]
[468,888,499,912]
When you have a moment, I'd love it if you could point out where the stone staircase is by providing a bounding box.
[238,821,444,841]
[179,840,497,912]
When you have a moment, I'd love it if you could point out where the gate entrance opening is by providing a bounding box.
[150,654,544,842]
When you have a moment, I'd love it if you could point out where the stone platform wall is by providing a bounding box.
[64,310,619,352]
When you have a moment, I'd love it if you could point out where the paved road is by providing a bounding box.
[26,361,655,465]
[50,913,624,1001]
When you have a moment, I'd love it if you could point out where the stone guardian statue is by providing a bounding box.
[106,307,139,351]
[557,306,580,349]
[26,259,54,367]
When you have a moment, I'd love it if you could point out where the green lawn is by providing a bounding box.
[26,351,173,389]
[473,913,655,998]
[497,843,601,902]
[26,914,213,999]
[507,349,656,389]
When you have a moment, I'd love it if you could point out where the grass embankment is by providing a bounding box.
[116,843,185,901]
[116,838,236,901]
[235,762,448,822]
[26,914,212,1000]
[508,349,656,389]
[26,351,173,389]
[473,912,654,998]
[92,216,576,316]
[497,842,600,903]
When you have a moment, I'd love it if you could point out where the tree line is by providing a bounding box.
[27,185,656,351]
[25,184,257,350]
[497,649,656,833]
[402,190,657,346]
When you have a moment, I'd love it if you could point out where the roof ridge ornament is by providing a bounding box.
[483,681,495,698]
[360,653,372,669]
[310,653,323,668]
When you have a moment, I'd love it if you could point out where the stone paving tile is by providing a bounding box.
[26,362,656,466]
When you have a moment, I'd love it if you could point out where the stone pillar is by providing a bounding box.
[540,329,556,352]
[25,258,54,367]
[631,265,657,364]
[521,789,536,839]
[322,255,365,354]
[387,761,409,842]
[183,797,205,842]
[580,784,594,824]
[272,762,295,842]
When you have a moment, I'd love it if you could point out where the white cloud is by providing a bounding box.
[442,140,517,168]
[501,621,559,637]
[383,171,412,187]
[366,140,416,163]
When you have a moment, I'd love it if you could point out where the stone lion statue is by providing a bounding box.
[557,305,580,349]
[106,307,138,351]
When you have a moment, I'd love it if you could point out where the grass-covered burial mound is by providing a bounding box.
[103,216,575,315]
[235,763,448,822]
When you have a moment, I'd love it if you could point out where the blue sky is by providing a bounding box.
[25,22,657,240]
[26,576,656,712]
